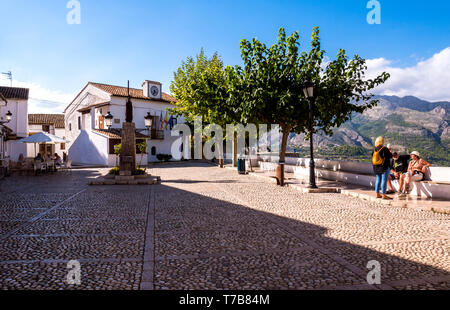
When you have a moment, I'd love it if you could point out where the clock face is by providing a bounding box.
[150,86,159,97]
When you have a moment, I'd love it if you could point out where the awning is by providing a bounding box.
[16,132,68,144]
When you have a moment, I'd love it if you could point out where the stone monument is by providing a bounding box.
[88,80,160,185]
[119,81,136,176]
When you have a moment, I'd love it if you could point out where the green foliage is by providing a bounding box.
[109,167,120,175]
[356,119,389,138]
[137,141,148,167]
[137,141,148,154]
[330,145,367,156]
[170,49,239,127]
[114,144,121,155]
[135,167,146,175]
[229,27,390,161]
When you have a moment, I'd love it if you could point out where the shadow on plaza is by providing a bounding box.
[0,169,102,193]
[152,179,449,290]
[0,164,448,290]
[161,179,238,184]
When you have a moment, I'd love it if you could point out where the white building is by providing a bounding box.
[27,114,66,158]
[64,81,184,166]
[0,86,29,162]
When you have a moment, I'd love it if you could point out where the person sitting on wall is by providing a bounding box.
[399,151,432,197]
[389,152,410,193]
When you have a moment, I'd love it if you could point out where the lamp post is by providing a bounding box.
[302,81,317,189]
[0,111,12,125]
[104,112,113,130]
[144,112,153,138]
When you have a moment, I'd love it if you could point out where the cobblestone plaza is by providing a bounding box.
[0,162,448,290]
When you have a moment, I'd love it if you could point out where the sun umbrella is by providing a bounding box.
[16,132,69,156]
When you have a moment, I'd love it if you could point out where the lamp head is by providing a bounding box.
[144,112,153,128]
[302,80,314,99]
[104,112,114,128]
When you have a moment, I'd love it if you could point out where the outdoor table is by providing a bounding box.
[46,160,56,173]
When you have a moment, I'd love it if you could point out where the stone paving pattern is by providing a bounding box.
[0,163,448,290]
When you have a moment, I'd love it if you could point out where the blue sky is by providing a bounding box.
[1,0,450,112]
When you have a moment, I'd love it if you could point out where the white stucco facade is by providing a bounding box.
[64,82,186,166]
[1,97,28,162]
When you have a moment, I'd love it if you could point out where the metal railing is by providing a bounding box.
[150,129,164,140]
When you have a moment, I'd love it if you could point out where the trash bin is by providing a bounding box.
[237,157,246,174]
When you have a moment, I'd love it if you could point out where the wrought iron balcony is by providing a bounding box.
[150,129,164,140]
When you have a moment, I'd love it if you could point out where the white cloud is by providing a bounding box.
[365,47,450,102]
[0,77,73,114]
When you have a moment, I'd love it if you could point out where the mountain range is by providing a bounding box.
[288,95,450,166]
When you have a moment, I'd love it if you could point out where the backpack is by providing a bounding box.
[372,147,385,166]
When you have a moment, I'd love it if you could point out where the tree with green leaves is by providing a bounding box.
[231,27,390,177]
[170,49,242,162]
[170,49,236,126]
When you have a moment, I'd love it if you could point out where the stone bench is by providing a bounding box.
[258,160,450,200]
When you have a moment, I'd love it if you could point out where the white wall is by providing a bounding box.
[68,130,109,166]
[1,98,28,161]
[65,84,111,153]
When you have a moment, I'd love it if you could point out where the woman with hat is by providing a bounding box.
[399,151,432,197]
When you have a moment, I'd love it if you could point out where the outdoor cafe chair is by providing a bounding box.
[33,161,46,175]
[46,160,56,173]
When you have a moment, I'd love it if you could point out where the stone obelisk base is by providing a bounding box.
[119,122,137,175]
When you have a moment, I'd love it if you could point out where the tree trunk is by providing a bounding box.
[276,126,291,186]
[232,134,238,167]
[279,126,290,163]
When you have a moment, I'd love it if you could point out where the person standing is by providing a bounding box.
[372,137,393,200]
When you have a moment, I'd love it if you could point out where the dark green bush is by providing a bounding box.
[135,168,146,175]
[156,154,173,162]
[109,167,120,175]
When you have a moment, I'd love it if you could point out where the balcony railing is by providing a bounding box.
[150,129,164,140]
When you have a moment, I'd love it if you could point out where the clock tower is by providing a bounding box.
[142,80,162,100]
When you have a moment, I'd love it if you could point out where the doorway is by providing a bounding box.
[99,115,105,129]
[39,144,54,158]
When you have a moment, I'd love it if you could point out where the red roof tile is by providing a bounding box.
[0,86,29,100]
[89,82,176,103]
[92,129,150,139]
[28,114,65,128]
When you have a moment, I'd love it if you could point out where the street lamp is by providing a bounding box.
[144,112,154,139]
[1,111,12,125]
[104,112,113,130]
[302,80,317,189]
[5,111,12,122]
[144,112,153,129]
